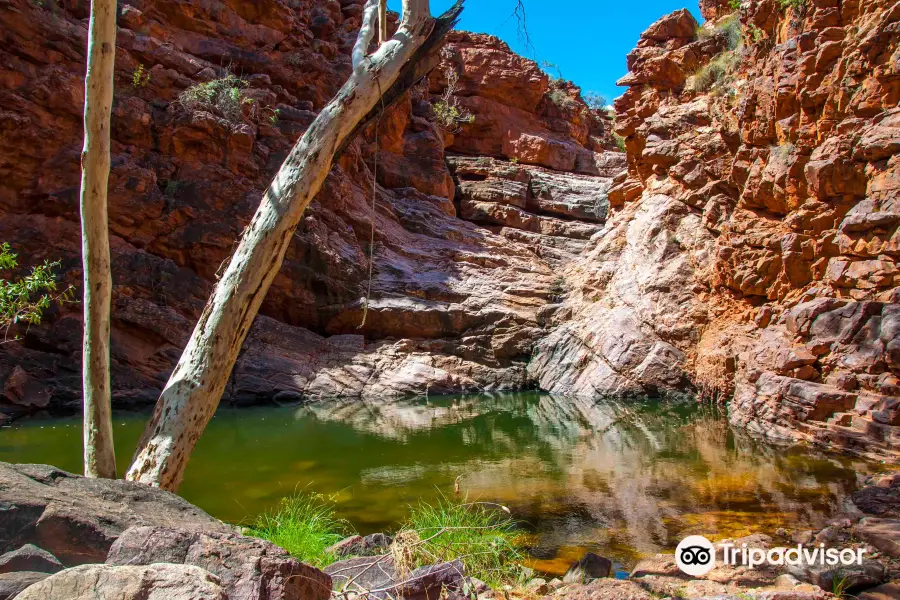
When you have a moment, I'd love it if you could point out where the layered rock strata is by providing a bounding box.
[0,0,620,412]
[535,0,900,457]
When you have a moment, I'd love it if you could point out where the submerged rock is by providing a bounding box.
[562,552,612,584]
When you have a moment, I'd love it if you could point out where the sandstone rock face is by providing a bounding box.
[0,0,622,413]
[0,544,63,575]
[14,563,227,600]
[535,0,900,458]
[106,526,332,600]
[0,571,49,600]
[0,462,229,565]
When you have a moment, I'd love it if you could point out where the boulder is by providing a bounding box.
[14,563,226,600]
[0,544,63,574]
[852,474,900,517]
[324,555,464,600]
[547,578,657,600]
[855,518,900,558]
[562,552,612,584]
[326,533,393,558]
[0,462,229,566]
[787,558,885,593]
[106,525,332,600]
[859,582,900,600]
[0,571,49,600]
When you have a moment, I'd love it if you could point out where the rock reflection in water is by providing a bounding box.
[0,392,869,575]
[298,393,863,572]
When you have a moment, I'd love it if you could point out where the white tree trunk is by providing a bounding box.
[379,0,388,43]
[126,0,434,491]
[80,0,117,479]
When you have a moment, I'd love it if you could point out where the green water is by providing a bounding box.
[0,393,871,575]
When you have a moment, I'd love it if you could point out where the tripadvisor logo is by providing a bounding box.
[676,535,716,576]
[675,535,866,576]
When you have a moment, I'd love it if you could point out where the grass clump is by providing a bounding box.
[686,48,742,94]
[247,493,349,567]
[777,0,805,10]
[697,14,742,51]
[399,495,524,588]
[178,74,248,124]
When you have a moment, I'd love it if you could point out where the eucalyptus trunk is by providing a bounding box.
[80,0,118,479]
[126,0,444,491]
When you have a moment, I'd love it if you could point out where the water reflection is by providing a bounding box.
[0,393,872,574]
[297,393,865,572]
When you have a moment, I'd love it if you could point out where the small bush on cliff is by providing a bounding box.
[247,492,349,567]
[584,92,608,110]
[686,49,742,94]
[0,243,74,342]
[132,64,151,88]
[179,74,248,124]
[400,496,524,588]
[431,68,474,132]
[697,14,742,51]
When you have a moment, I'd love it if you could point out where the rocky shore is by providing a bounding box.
[2,460,899,599]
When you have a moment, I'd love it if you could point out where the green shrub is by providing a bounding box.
[400,496,524,588]
[0,243,73,341]
[686,49,742,93]
[178,74,248,123]
[431,68,474,132]
[432,99,474,131]
[247,493,349,567]
[583,91,608,110]
[132,64,151,88]
[614,133,626,152]
[548,88,577,109]
[729,0,741,9]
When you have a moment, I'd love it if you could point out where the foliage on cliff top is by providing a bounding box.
[247,492,349,567]
[0,243,73,342]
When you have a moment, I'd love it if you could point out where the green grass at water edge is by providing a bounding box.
[246,493,349,568]
[401,494,525,588]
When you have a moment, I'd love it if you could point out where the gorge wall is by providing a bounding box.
[1,0,898,460]
[534,0,900,458]
[0,0,622,412]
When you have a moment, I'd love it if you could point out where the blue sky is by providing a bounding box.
[387,1,702,104]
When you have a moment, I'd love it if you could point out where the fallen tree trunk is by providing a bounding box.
[126,0,463,491]
[80,0,118,479]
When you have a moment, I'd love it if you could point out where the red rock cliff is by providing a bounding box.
[531,0,900,459]
[0,0,622,413]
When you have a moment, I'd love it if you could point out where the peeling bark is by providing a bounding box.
[126,0,459,491]
[80,0,117,479]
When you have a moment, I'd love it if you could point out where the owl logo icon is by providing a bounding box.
[675,535,716,576]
